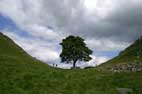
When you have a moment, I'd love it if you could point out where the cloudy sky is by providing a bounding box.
[0,0,142,68]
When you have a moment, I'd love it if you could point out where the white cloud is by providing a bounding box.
[31,47,59,62]
[94,56,109,65]
[26,24,62,41]
[1,0,141,43]
[55,63,73,69]
[85,38,130,51]
[84,0,114,18]
[85,55,109,66]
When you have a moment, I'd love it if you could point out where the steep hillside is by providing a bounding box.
[119,37,142,59]
[99,37,142,71]
[0,32,142,94]
[114,37,142,63]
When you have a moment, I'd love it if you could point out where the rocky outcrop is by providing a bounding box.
[111,62,142,72]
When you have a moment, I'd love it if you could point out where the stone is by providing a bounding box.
[111,62,142,72]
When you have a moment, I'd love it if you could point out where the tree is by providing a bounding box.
[60,35,93,68]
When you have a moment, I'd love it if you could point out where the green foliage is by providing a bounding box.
[60,35,92,68]
[0,32,142,94]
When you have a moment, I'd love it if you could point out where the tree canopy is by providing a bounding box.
[60,35,93,68]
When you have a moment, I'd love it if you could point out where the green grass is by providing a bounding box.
[0,32,142,94]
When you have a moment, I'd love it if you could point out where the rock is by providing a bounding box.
[111,62,142,72]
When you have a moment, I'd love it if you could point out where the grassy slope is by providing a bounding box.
[0,32,142,94]
[99,38,142,69]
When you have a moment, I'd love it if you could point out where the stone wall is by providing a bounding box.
[111,62,142,72]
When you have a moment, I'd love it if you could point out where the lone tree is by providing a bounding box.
[60,35,93,68]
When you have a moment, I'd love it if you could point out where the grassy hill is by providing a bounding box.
[99,37,142,70]
[0,32,142,94]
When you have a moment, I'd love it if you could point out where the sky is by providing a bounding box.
[0,0,142,68]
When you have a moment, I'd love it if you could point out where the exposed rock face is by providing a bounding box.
[111,62,142,72]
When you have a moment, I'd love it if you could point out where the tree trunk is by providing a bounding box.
[73,60,76,68]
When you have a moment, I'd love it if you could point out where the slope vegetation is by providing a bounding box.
[99,37,142,70]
